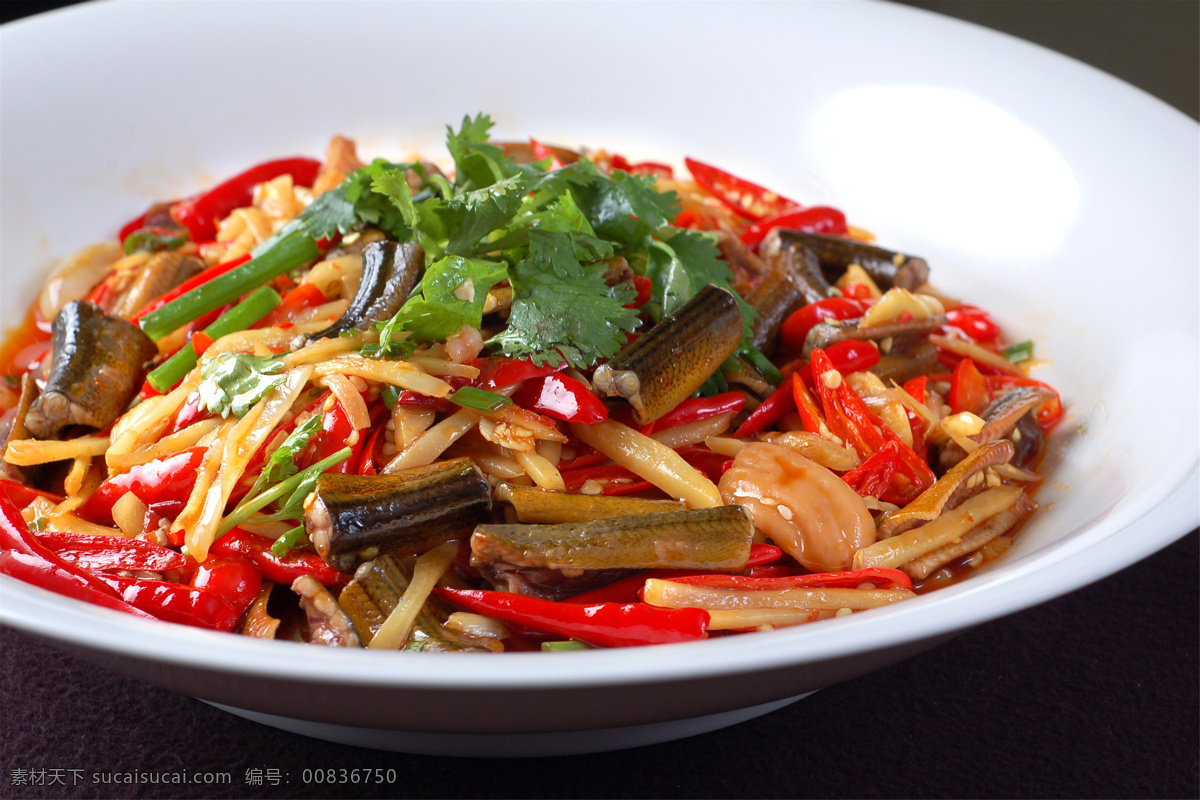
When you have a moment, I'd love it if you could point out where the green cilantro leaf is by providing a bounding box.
[645,227,755,339]
[491,260,639,368]
[526,229,614,280]
[195,353,286,418]
[384,255,508,343]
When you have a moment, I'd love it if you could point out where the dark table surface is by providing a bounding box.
[2,2,1197,798]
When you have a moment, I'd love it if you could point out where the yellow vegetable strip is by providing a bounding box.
[650,413,732,449]
[408,357,480,379]
[281,335,372,368]
[853,485,1024,570]
[111,492,149,537]
[323,372,371,430]
[570,419,722,508]
[473,453,526,480]
[310,355,451,397]
[44,511,126,538]
[369,543,458,650]
[186,367,312,561]
[929,334,1022,375]
[642,578,916,612]
[108,371,202,461]
[105,418,223,471]
[4,436,110,466]
[514,449,566,491]
[706,608,826,630]
[383,408,479,474]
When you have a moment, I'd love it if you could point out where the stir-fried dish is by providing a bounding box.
[0,115,1064,651]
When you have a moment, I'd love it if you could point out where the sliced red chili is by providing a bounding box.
[780,297,866,352]
[435,587,709,648]
[949,358,990,416]
[77,447,207,524]
[171,157,321,243]
[684,157,797,221]
[511,373,608,425]
[740,206,848,248]
[35,531,191,574]
[209,528,347,588]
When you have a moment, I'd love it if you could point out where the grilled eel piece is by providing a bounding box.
[24,301,157,439]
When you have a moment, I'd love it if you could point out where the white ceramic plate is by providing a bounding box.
[1,0,1197,756]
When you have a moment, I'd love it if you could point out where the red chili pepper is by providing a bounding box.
[254,282,327,329]
[671,209,722,231]
[434,587,709,648]
[841,441,902,498]
[902,375,927,404]
[675,446,733,483]
[734,381,796,438]
[949,358,990,415]
[748,543,783,565]
[652,392,745,433]
[35,531,191,574]
[191,555,261,616]
[356,424,388,476]
[626,275,653,309]
[796,340,882,386]
[561,464,654,496]
[684,158,797,221]
[511,373,608,425]
[77,447,206,524]
[609,154,674,179]
[302,399,355,473]
[780,297,867,351]
[739,206,848,248]
[476,356,566,390]
[171,157,321,243]
[190,331,215,357]
[565,543,785,605]
[0,490,153,618]
[825,339,881,375]
[9,339,53,375]
[99,573,240,631]
[167,392,205,434]
[210,528,347,588]
[840,282,875,301]
[810,348,888,459]
[944,304,1002,343]
[0,480,63,509]
[118,210,152,243]
[669,567,913,592]
[791,372,826,434]
[129,254,251,323]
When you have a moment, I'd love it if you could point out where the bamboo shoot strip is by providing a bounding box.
[146,286,283,392]
[139,232,319,341]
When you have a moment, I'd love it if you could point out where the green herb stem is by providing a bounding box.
[1002,340,1035,364]
[270,525,308,558]
[145,285,282,393]
[541,640,588,652]
[449,386,513,413]
[218,446,352,535]
[140,232,319,341]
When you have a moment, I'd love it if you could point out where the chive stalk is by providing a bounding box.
[218,446,352,535]
[1002,340,1035,364]
[270,525,308,558]
[541,640,588,651]
[139,232,319,341]
[448,386,513,413]
[145,285,282,392]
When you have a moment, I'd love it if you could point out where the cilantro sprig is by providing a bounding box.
[146,112,756,371]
